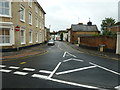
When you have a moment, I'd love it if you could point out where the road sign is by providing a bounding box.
[15,26,20,31]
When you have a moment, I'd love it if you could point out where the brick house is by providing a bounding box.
[68,22,100,44]
[0,0,46,51]
[107,22,120,33]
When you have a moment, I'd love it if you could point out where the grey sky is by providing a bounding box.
[38,0,119,32]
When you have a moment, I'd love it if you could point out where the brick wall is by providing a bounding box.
[80,36,116,50]
[71,31,99,44]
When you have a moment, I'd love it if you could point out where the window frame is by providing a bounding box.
[35,6,38,13]
[0,0,12,17]
[28,11,32,25]
[29,30,32,43]
[36,31,38,42]
[36,16,38,27]
[20,28,26,44]
[20,4,25,22]
[28,0,32,8]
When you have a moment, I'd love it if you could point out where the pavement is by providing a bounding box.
[66,42,120,61]
[0,44,47,60]
[0,42,120,61]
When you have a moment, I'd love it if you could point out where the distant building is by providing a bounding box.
[0,0,46,51]
[68,21,100,44]
[58,30,68,41]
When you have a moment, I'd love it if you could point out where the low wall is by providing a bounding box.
[79,36,117,52]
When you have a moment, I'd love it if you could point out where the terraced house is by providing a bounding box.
[0,0,46,51]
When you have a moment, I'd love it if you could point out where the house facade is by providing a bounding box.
[0,0,46,50]
[68,22,100,44]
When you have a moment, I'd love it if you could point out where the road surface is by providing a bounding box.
[1,41,120,90]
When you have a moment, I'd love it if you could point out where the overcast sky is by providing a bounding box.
[38,0,119,32]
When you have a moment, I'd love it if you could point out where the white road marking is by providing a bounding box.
[13,71,28,75]
[58,45,63,50]
[63,58,83,62]
[56,66,96,75]
[115,85,120,90]
[48,62,62,78]
[63,58,72,62]
[63,51,76,58]
[0,65,6,68]
[89,62,120,76]
[39,70,52,74]
[48,78,102,89]
[0,69,12,73]
[63,52,67,57]
[33,74,101,89]
[23,68,35,71]
[32,74,48,79]
[9,66,20,69]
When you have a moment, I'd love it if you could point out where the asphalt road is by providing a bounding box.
[1,41,120,90]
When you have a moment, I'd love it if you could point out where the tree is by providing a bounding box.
[101,17,116,31]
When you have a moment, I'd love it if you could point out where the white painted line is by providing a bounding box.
[9,66,20,69]
[39,70,52,74]
[72,58,84,62]
[48,78,100,89]
[13,71,28,75]
[63,58,83,63]
[32,74,48,79]
[0,65,6,68]
[66,51,77,58]
[63,52,67,57]
[63,51,77,58]
[48,62,62,78]
[56,66,96,75]
[32,74,104,89]
[115,85,120,90]
[58,45,63,50]
[63,58,72,62]
[0,69,12,73]
[89,62,120,76]
[23,68,35,71]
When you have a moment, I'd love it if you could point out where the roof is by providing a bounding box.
[34,0,46,14]
[71,24,98,32]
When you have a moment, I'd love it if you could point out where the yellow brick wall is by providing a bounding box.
[0,1,45,49]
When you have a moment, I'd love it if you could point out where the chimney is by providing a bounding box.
[78,23,83,25]
[87,18,92,26]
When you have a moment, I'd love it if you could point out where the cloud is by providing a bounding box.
[38,0,119,31]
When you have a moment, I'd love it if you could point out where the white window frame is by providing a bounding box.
[36,16,38,27]
[28,0,32,8]
[29,30,32,43]
[35,6,38,13]
[0,26,14,46]
[40,20,41,29]
[20,28,26,44]
[36,31,38,42]
[0,0,12,17]
[28,11,32,25]
[20,4,25,22]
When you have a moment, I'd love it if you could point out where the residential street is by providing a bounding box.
[1,41,120,90]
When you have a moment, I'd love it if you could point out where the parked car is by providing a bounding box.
[47,40,55,46]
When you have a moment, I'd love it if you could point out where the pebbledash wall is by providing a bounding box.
[79,36,117,52]
[0,0,46,51]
